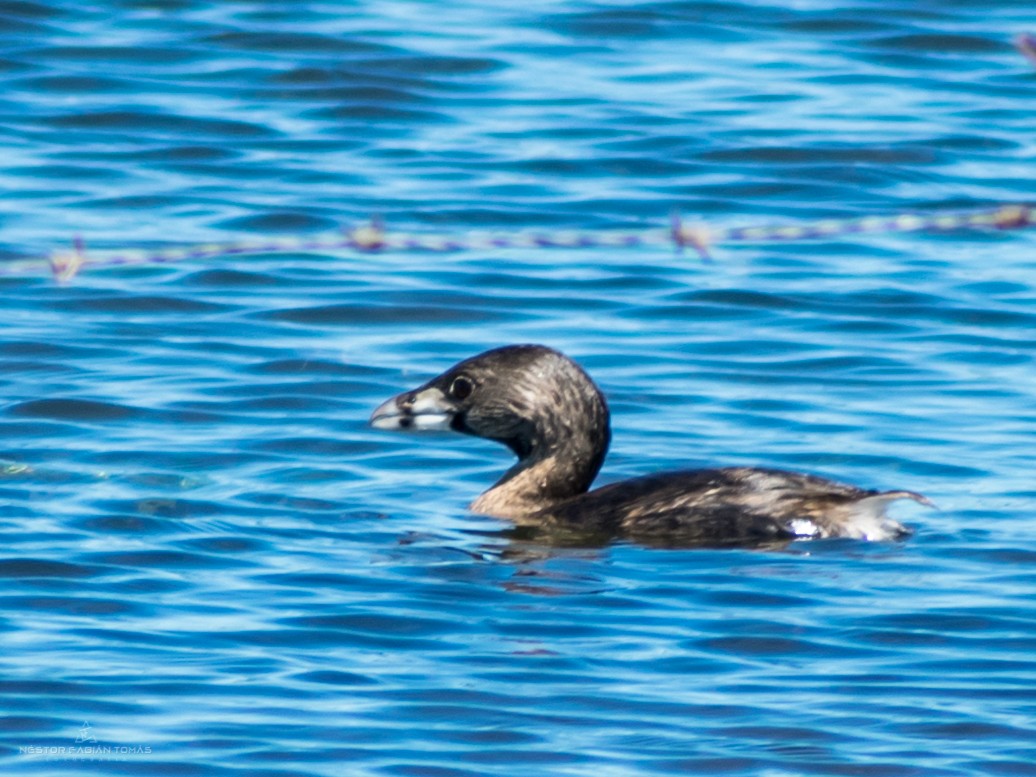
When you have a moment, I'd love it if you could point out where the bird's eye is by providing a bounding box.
[449,376,473,400]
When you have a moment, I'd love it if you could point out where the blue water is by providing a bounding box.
[2,1,1036,775]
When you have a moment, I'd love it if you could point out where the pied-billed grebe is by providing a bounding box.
[370,345,929,546]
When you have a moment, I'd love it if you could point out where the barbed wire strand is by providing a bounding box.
[0,203,1032,283]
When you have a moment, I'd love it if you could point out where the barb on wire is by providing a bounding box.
[670,212,713,261]
[0,203,1032,283]
[1017,33,1036,66]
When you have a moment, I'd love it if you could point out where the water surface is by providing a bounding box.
[1,1,1036,775]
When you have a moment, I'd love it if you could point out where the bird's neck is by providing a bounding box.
[470,416,609,521]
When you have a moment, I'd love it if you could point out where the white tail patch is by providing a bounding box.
[788,518,820,538]
[845,491,931,541]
